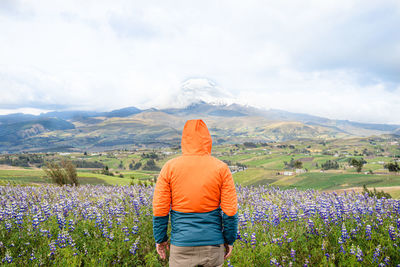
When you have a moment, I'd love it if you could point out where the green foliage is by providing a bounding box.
[101,165,114,176]
[142,159,160,171]
[133,162,142,170]
[284,158,303,169]
[349,158,365,173]
[321,160,339,170]
[129,160,136,170]
[384,162,400,173]
[243,142,257,148]
[118,160,124,169]
[43,159,79,186]
[72,160,104,168]
[141,152,159,160]
[362,184,392,199]
[0,154,45,167]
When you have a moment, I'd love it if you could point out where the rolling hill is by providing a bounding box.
[0,100,399,152]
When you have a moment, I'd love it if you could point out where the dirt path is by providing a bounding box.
[0,165,40,170]
[326,186,400,194]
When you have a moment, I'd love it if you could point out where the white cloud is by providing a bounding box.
[0,0,399,123]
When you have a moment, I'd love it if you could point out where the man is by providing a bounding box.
[152,119,238,267]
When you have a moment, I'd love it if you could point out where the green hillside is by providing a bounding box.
[1,136,400,197]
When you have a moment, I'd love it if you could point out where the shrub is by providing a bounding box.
[43,159,79,186]
[142,159,160,171]
[362,184,391,199]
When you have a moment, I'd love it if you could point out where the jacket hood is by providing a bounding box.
[181,119,212,155]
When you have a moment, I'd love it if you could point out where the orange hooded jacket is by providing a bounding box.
[152,119,238,246]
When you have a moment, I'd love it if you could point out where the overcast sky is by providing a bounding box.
[0,0,400,124]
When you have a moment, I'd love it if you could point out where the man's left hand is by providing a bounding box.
[156,241,169,260]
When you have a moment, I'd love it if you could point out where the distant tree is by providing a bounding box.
[141,152,159,160]
[350,158,365,173]
[72,160,104,168]
[222,160,232,166]
[43,159,78,186]
[321,160,339,170]
[294,160,303,169]
[129,160,136,170]
[84,151,88,156]
[101,165,114,176]
[129,175,137,186]
[243,142,257,148]
[236,162,247,169]
[284,158,302,169]
[384,162,400,173]
[133,162,142,170]
[143,159,160,171]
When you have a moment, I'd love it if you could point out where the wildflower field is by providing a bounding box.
[0,184,399,266]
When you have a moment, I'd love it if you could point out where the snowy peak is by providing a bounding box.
[173,78,235,108]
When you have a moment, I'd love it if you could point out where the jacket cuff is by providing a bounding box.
[153,214,169,244]
[222,211,238,245]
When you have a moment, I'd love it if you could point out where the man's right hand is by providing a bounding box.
[224,243,233,259]
[156,241,169,260]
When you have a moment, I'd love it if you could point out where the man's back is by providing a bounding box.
[152,119,238,265]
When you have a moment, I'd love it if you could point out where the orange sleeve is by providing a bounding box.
[152,165,171,216]
[220,164,238,216]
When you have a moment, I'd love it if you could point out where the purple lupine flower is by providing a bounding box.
[376,214,383,226]
[83,229,90,237]
[375,199,382,213]
[68,218,74,227]
[48,240,57,257]
[321,240,326,251]
[290,248,296,262]
[108,232,114,241]
[356,246,363,262]
[270,257,278,266]
[388,225,396,241]
[350,244,356,255]
[289,209,298,222]
[56,230,70,248]
[5,221,12,231]
[250,232,256,248]
[339,245,346,254]
[102,227,108,238]
[341,223,348,242]
[2,250,13,263]
[365,225,372,240]
[56,212,66,229]
[383,256,390,265]
[373,245,382,263]
[129,237,140,255]
[29,251,36,261]
[325,253,330,261]
[132,225,139,235]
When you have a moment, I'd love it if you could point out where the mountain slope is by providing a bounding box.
[1,101,399,152]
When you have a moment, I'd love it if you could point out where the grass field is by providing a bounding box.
[1,137,400,198]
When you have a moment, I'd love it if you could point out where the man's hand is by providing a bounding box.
[156,241,169,260]
[224,243,233,259]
